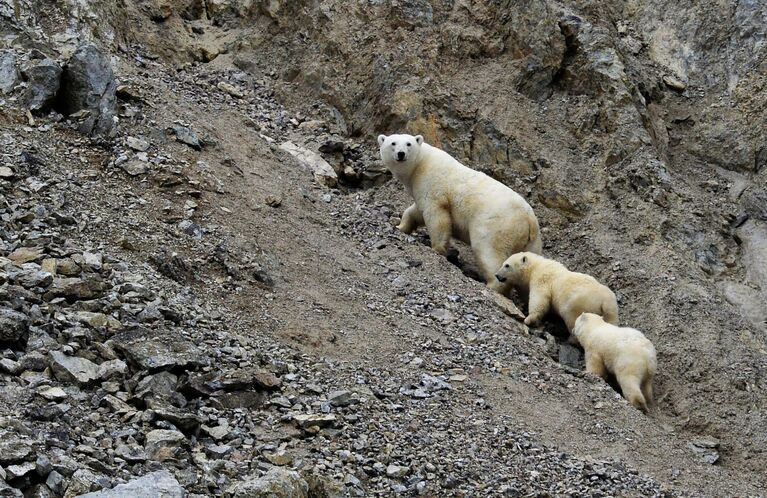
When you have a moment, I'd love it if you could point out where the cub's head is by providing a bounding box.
[377,133,424,169]
[573,312,601,339]
[494,252,535,283]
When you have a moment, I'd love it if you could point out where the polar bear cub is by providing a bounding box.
[574,313,657,413]
[494,252,619,334]
[378,133,542,288]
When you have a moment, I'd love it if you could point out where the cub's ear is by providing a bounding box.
[377,134,387,146]
[522,255,527,263]
[415,135,423,145]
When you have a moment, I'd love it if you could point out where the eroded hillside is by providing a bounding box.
[0,1,766,497]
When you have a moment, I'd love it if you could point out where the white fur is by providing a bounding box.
[574,313,657,413]
[494,252,619,336]
[378,133,542,288]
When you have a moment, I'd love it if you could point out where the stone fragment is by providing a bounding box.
[228,467,309,498]
[0,432,34,464]
[144,430,187,462]
[126,137,150,152]
[279,141,338,187]
[23,59,62,113]
[171,125,203,150]
[112,329,207,371]
[0,51,20,94]
[37,386,67,401]
[0,307,29,344]
[121,160,147,176]
[293,414,336,430]
[48,351,99,386]
[57,43,117,136]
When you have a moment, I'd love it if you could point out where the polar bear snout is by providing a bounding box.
[396,151,407,161]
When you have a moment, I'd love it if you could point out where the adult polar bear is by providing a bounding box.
[378,133,542,289]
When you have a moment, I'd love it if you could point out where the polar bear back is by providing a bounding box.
[414,143,534,215]
[579,319,656,374]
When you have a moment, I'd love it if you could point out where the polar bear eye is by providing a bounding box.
[391,142,396,146]
[406,142,411,146]
[504,264,509,268]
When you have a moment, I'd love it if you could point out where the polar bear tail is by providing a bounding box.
[600,300,619,325]
[524,217,543,255]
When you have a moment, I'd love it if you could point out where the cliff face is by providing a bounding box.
[0,0,766,496]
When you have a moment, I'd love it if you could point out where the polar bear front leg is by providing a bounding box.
[397,203,424,234]
[584,351,607,378]
[422,205,452,256]
[524,288,550,327]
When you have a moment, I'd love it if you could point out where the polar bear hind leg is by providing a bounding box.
[618,374,648,413]
[641,374,654,409]
[422,204,452,255]
[397,203,424,234]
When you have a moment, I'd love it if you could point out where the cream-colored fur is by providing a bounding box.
[574,313,657,414]
[378,133,542,289]
[494,252,619,335]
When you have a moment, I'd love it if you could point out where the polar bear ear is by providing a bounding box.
[415,135,423,145]
[377,134,387,146]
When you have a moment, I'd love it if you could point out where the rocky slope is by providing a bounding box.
[0,0,766,497]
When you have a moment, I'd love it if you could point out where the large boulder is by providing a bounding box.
[22,58,62,113]
[228,468,309,498]
[0,51,20,94]
[77,470,184,498]
[0,307,29,346]
[57,43,117,137]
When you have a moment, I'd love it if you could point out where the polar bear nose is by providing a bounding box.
[396,151,406,161]
[495,274,506,282]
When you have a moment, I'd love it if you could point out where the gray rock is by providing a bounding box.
[14,267,53,289]
[121,160,147,176]
[0,432,34,464]
[97,359,128,380]
[45,471,64,495]
[0,358,22,375]
[45,277,106,301]
[62,468,102,496]
[22,59,62,113]
[48,350,99,386]
[0,51,20,94]
[229,467,309,498]
[0,481,23,498]
[58,43,117,136]
[293,414,336,430]
[392,0,433,27]
[327,390,356,407]
[144,430,187,462]
[19,351,47,371]
[171,126,203,150]
[114,444,148,463]
[112,329,207,372]
[386,464,409,478]
[126,137,150,152]
[279,141,338,188]
[153,406,202,432]
[82,252,103,271]
[688,437,720,465]
[0,307,29,344]
[5,461,35,479]
[558,344,583,369]
[37,386,67,401]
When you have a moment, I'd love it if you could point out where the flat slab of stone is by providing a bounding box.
[76,470,184,498]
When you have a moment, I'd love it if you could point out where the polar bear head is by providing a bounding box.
[494,252,535,284]
[573,312,602,340]
[378,133,424,170]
